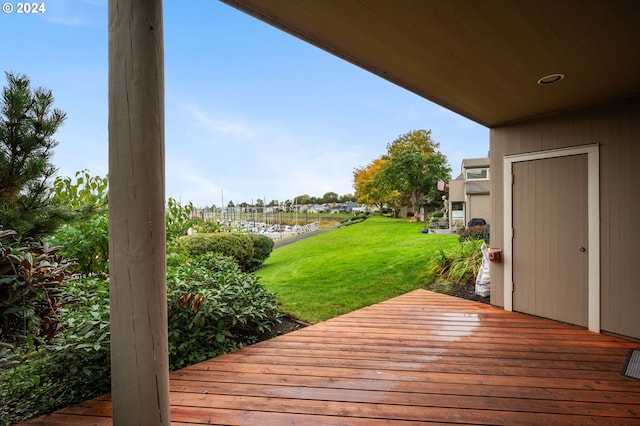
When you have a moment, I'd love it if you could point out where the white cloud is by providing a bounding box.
[179,102,257,141]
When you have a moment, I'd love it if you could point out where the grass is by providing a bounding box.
[256,215,459,323]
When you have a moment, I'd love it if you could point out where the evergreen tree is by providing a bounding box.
[0,72,68,240]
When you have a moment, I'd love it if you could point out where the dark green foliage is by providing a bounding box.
[381,130,452,216]
[166,197,197,241]
[0,277,110,423]
[339,214,368,227]
[0,346,109,423]
[0,342,18,369]
[181,232,262,272]
[427,239,483,284]
[48,171,109,277]
[0,229,73,346]
[246,234,274,272]
[166,253,279,369]
[0,72,69,240]
[55,277,110,354]
[458,227,485,242]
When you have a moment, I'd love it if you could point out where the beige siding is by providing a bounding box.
[490,96,640,340]
[467,194,491,225]
[449,179,465,202]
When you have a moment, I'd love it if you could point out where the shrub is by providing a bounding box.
[0,346,109,423]
[0,277,110,423]
[191,217,223,234]
[166,198,198,241]
[0,229,73,346]
[339,214,368,227]
[427,239,484,284]
[0,342,18,369]
[48,171,109,277]
[166,253,279,369]
[181,233,257,272]
[430,210,444,218]
[247,234,274,272]
[55,277,110,354]
[458,227,485,242]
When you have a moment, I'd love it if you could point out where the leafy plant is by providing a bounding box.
[166,253,279,369]
[458,227,485,242]
[0,345,109,423]
[1,277,110,423]
[166,197,197,241]
[0,229,73,346]
[0,342,19,369]
[48,171,109,277]
[427,238,483,284]
[54,277,110,353]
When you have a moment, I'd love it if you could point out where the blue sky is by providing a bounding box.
[1,0,489,207]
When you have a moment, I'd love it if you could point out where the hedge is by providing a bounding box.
[181,232,274,272]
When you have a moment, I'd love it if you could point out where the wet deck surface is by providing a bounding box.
[23,289,640,425]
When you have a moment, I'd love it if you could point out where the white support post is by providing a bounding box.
[108,0,170,423]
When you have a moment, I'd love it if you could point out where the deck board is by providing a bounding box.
[21,290,640,425]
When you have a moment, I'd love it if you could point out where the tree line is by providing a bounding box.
[218,193,357,210]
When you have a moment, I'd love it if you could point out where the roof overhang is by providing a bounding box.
[221,0,640,128]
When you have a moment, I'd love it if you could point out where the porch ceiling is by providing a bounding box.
[221,0,640,127]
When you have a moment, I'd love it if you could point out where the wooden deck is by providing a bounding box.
[22,290,640,425]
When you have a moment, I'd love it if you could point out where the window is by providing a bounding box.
[451,202,464,211]
[466,168,489,180]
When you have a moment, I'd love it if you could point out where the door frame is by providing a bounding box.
[503,144,600,332]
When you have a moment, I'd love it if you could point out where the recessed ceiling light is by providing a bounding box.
[537,74,565,85]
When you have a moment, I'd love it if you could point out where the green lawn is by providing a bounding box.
[256,215,459,323]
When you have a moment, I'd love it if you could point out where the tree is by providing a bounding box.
[322,192,339,203]
[382,130,451,218]
[353,157,393,211]
[0,72,68,240]
[294,194,311,205]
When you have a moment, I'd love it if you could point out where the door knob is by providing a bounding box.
[578,246,586,252]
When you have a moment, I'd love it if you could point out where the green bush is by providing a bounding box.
[458,227,485,242]
[0,277,110,424]
[339,214,368,227]
[166,197,198,241]
[1,261,279,422]
[49,171,109,277]
[0,342,18,369]
[55,277,110,354]
[427,239,484,284]
[430,210,444,218]
[166,253,279,369]
[0,229,73,346]
[0,346,109,423]
[247,234,274,272]
[181,232,267,272]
